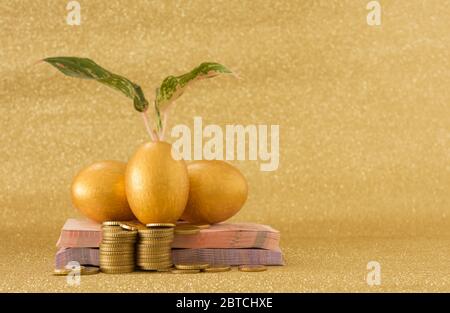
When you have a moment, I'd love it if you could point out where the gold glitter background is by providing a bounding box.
[1,0,449,292]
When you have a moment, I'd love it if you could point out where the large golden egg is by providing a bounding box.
[125,141,189,224]
[181,160,248,224]
[71,160,135,222]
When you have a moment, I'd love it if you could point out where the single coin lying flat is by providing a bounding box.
[203,265,231,273]
[238,265,267,272]
[175,263,209,270]
[170,269,201,274]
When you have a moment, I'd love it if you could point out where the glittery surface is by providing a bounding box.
[1,0,450,292]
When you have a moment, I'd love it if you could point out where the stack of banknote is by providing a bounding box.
[55,218,284,269]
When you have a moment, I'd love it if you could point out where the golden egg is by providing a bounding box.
[125,141,189,224]
[71,160,135,223]
[182,160,248,224]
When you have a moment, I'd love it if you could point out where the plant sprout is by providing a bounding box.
[43,57,234,141]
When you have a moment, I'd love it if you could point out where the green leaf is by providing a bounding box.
[156,62,233,112]
[43,57,149,112]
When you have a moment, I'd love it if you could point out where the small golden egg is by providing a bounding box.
[71,160,135,222]
[182,160,248,224]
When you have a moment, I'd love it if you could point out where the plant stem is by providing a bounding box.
[160,112,169,141]
[142,111,157,141]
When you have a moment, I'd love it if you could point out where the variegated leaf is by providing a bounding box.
[156,62,232,112]
[43,57,149,112]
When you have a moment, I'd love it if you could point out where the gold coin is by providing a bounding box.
[138,235,173,240]
[137,242,172,249]
[119,223,137,231]
[100,260,135,268]
[102,230,137,237]
[138,238,173,243]
[100,251,135,256]
[121,221,147,230]
[100,255,135,262]
[100,264,135,269]
[139,262,172,267]
[140,226,173,231]
[194,224,210,229]
[99,251,134,256]
[102,242,136,246]
[101,267,134,274]
[137,241,171,245]
[174,225,200,235]
[100,260,135,265]
[137,244,172,250]
[102,235,137,240]
[136,250,171,256]
[138,238,173,246]
[136,245,172,253]
[100,242,135,247]
[100,245,135,252]
[137,245,171,249]
[136,251,171,257]
[100,246,135,250]
[139,265,173,271]
[102,239,136,245]
[137,255,171,260]
[81,266,100,275]
[137,256,171,260]
[137,250,171,256]
[100,250,135,254]
[146,223,175,228]
[137,261,173,267]
[102,239,136,244]
[137,258,172,264]
[136,255,171,261]
[178,223,210,229]
[175,225,200,229]
[203,266,231,273]
[156,267,174,272]
[170,269,201,274]
[102,240,136,245]
[138,230,174,236]
[53,268,74,276]
[140,227,174,232]
[102,226,122,232]
[102,221,122,226]
[138,232,174,239]
[238,265,267,272]
[138,237,173,242]
[175,263,209,270]
[102,234,134,239]
[136,246,171,251]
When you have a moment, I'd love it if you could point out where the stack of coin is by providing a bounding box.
[99,221,137,274]
[136,223,175,271]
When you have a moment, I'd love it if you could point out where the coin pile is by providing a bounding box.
[99,221,137,274]
[136,223,175,271]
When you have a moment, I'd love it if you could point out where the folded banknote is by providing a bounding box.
[56,218,280,250]
[55,247,284,269]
